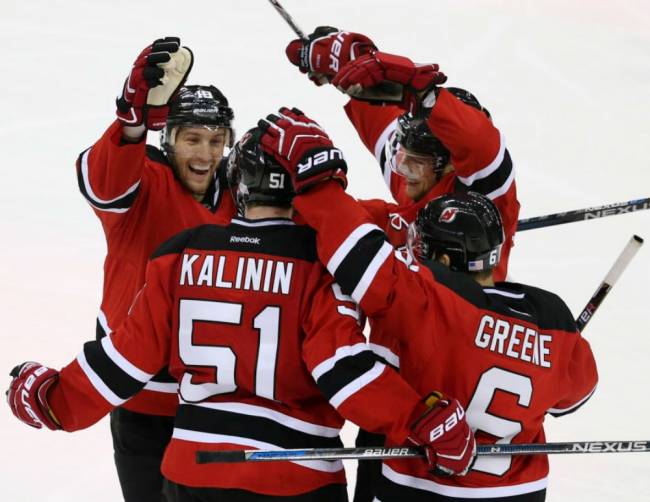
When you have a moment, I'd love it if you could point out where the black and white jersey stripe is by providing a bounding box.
[374,118,399,190]
[76,148,140,213]
[379,464,548,500]
[77,336,152,406]
[547,384,597,417]
[325,223,392,304]
[311,343,387,408]
[173,400,345,473]
[94,309,178,392]
[455,132,514,201]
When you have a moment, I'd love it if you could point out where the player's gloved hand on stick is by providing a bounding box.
[332,52,447,113]
[408,392,476,477]
[116,36,193,131]
[6,362,61,430]
[258,107,348,193]
[285,27,377,86]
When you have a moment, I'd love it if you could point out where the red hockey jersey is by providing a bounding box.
[293,183,598,500]
[76,121,237,415]
[346,89,520,281]
[48,218,427,495]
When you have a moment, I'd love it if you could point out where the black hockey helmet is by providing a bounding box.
[394,114,450,170]
[226,127,294,211]
[446,87,491,119]
[408,192,504,273]
[161,85,235,152]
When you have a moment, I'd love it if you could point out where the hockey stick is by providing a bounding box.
[196,440,650,464]
[267,0,307,40]
[517,197,650,232]
[575,234,644,331]
[266,0,403,102]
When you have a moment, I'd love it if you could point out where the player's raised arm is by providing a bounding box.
[6,235,182,432]
[76,37,192,226]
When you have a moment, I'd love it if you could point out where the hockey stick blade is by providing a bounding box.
[576,235,644,331]
[196,440,650,464]
[517,197,650,232]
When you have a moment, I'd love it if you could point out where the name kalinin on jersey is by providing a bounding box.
[179,253,293,295]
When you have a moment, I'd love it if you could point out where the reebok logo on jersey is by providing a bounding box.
[297,148,344,175]
[439,207,459,223]
[230,236,261,245]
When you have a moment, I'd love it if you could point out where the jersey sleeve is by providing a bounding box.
[294,182,432,322]
[75,120,146,230]
[300,266,424,445]
[547,334,598,417]
[344,99,405,200]
[428,89,520,280]
[48,251,177,431]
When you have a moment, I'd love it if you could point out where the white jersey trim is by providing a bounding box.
[172,428,344,473]
[352,241,393,304]
[373,118,399,165]
[484,288,525,299]
[368,343,400,369]
[80,149,140,213]
[97,309,112,335]
[231,218,295,227]
[311,343,371,381]
[179,400,341,438]
[330,361,386,408]
[548,384,597,415]
[144,381,179,393]
[486,165,515,200]
[101,336,153,382]
[456,131,506,186]
[327,223,382,275]
[77,351,125,407]
[381,464,548,498]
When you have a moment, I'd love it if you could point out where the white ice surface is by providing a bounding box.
[1,1,649,500]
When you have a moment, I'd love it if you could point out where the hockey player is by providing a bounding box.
[8,127,476,501]
[256,108,598,501]
[285,28,519,282]
[76,36,237,501]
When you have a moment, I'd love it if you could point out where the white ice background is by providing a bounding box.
[1,0,649,500]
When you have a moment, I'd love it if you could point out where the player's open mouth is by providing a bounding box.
[188,165,210,176]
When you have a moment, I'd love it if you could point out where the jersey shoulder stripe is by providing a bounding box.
[455,147,514,200]
[76,148,140,213]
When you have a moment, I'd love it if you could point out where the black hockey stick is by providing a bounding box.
[517,197,650,232]
[266,0,403,102]
[576,235,644,331]
[196,440,650,464]
[267,0,307,40]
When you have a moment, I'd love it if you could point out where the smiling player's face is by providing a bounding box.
[171,127,229,200]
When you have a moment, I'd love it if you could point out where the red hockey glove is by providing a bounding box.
[408,392,476,477]
[258,107,348,193]
[332,52,447,113]
[7,362,61,430]
[116,37,193,131]
[286,26,377,86]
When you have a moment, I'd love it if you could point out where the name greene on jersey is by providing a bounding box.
[179,251,294,295]
[475,314,552,368]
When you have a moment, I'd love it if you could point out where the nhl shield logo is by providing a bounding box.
[439,207,459,223]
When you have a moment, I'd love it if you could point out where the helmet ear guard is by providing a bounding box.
[408,192,504,273]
